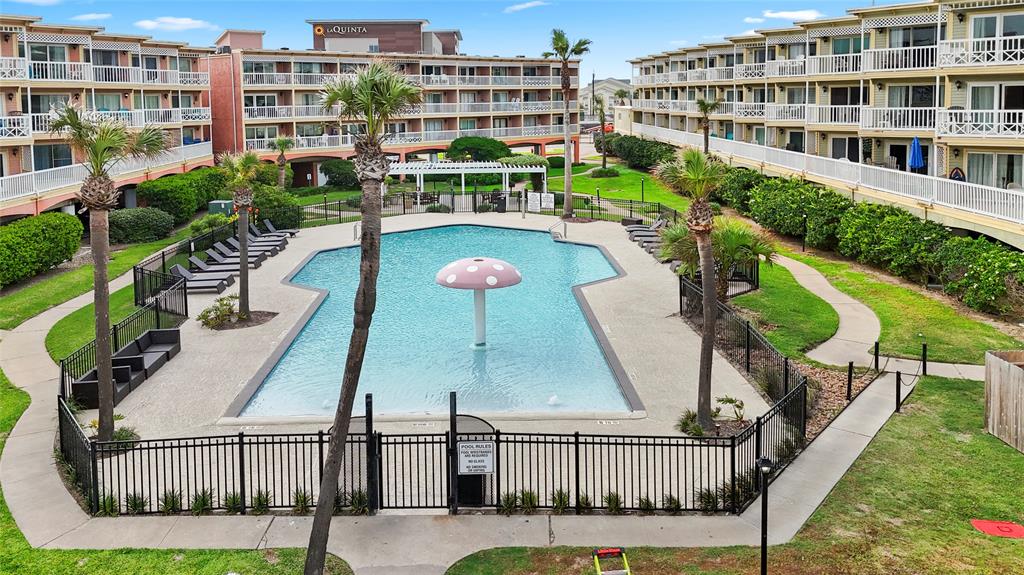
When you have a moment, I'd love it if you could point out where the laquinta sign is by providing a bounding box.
[314,25,369,36]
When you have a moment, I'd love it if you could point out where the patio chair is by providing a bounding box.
[170,265,233,293]
[189,255,239,274]
[171,263,235,284]
[625,218,666,233]
[212,242,270,263]
[225,237,281,256]
[243,224,289,246]
[251,222,294,239]
[206,249,264,268]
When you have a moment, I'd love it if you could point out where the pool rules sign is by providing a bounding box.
[457,441,495,474]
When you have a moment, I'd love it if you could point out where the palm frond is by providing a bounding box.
[48,106,170,177]
[320,59,421,143]
[272,137,295,153]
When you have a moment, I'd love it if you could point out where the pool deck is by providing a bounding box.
[95,213,769,438]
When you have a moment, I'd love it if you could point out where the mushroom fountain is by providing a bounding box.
[435,257,521,347]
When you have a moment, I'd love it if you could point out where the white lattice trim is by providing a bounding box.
[808,25,862,39]
[91,40,141,51]
[863,13,939,28]
[766,33,807,46]
[707,47,734,56]
[179,52,206,59]
[19,31,91,44]
[944,0,1024,9]
[141,46,178,56]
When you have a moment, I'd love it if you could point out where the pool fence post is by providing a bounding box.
[365,393,377,515]
[895,371,902,413]
[783,358,790,395]
[237,432,247,514]
[494,430,502,513]
[89,442,99,514]
[573,431,581,514]
[874,341,880,371]
[754,415,763,491]
[449,391,458,515]
[317,429,324,483]
[745,321,751,373]
[921,343,927,376]
[846,361,854,401]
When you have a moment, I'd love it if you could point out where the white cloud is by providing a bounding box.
[9,0,63,6]
[743,17,765,24]
[762,9,825,21]
[669,39,689,46]
[71,13,112,22]
[503,1,548,13]
[134,16,218,32]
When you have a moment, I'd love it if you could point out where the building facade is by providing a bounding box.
[624,0,1024,247]
[0,14,214,219]
[580,77,632,122]
[210,20,580,186]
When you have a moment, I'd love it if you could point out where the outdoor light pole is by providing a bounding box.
[801,213,807,252]
[641,177,645,203]
[758,457,774,575]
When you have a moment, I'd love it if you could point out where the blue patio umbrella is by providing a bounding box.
[909,137,925,171]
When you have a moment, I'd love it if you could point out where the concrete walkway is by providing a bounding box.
[775,255,985,381]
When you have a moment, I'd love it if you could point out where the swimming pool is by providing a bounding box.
[240,225,631,416]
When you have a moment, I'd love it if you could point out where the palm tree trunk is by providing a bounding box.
[277,154,287,188]
[703,124,710,155]
[237,210,250,318]
[695,231,717,431]
[90,209,115,442]
[304,171,383,575]
[562,94,572,218]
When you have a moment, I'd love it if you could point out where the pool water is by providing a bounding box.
[241,225,630,416]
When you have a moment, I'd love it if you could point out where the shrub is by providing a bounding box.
[717,167,765,213]
[255,162,293,188]
[108,207,174,244]
[447,136,511,162]
[638,495,656,515]
[709,201,722,215]
[253,185,302,230]
[223,491,243,514]
[662,494,682,515]
[577,493,593,514]
[198,294,242,328]
[499,492,518,516]
[695,488,719,514]
[675,409,703,436]
[251,490,271,515]
[603,492,624,515]
[97,493,119,517]
[159,489,182,515]
[551,489,570,515]
[836,203,949,281]
[547,155,566,169]
[348,489,369,515]
[319,159,359,189]
[189,213,232,237]
[498,154,549,191]
[190,488,214,516]
[611,135,675,170]
[475,203,494,213]
[292,488,311,514]
[805,191,853,251]
[747,177,817,237]
[0,212,83,288]
[189,168,228,208]
[594,132,621,155]
[137,176,197,224]
[590,167,620,178]
[939,236,1024,315]
[519,489,539,514]
[111,426,139,449]
[125,492,148,515]
[425,203,451,213]
[333,489,350,514]
[344,195,363,209]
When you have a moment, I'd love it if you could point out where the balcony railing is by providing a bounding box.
[937,109,1024,138]
[862,45,937,72]
[242,124,576,152]
[28,61,92,81]
[0,57,27,79]
[807,53,861,75]
[713,101,735,115]
[939,37,1024,67]
[734,63,765,79]
[766,59,806,77]
[239,72,575,88]
[686,69,708,82]
[242,72,293,86]
[806,104,861,125]
[705,67,734,81]
[179,72,210,86]
[243,106,293,120]
[292,73,334,86]
[766,104,806,122]
[92,65,142,83]
[734,103,765,118]
[458,102,492,113]
[860,107,936,130]
[180,107,212,122]
[0,116,30,139]
[0,142,213,204]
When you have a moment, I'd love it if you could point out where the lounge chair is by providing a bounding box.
[169,264,229,293]
[171,264,236,285]
[206,249,264,268]
[189,255,239,274]
[247,224,290,245]
[625,218,666,233]
[212,242,269,263]
[225,237,281,256]
[669,260,682,273]
[630,230,662,242]
[262,219,299,236]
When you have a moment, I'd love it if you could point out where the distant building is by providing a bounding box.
[580,78,631,121]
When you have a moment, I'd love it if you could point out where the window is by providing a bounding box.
[786,87,808,105]
[299,93,320,106]
[458,66,476,76]
[967,153,995,186]
[182,127,197,143]
[752,48,767,64]
[493,117,508,128]
[887,85,936,107]
[787,131,805,153]
[91,50,119,66]
[424,119,444,132]
[386,123,407,134]
[523,116,538,127]
[33,144,72,170]
[295,62,322,74]
[459,92,477,103]
[888,26,940,48]
[171,93,194,108]
[243,61,276,74]
[523,66,538,76]
[492,91,509,103]
[91,93,121,111]
[245,126,278,140]
[29,94,69,113]
[424,92,443,104]
[422,65,443,76]
[178,58,193,73]
[972,13,1024,38]
[296,123,323,137]
[753,126,766,145]
[831,36,865,54]
[133,94,161,110]
[459,118,477,130]
[831,136,860,162]
[342,124,367,135]
[244,94,278,107]
[29,44,67,62]
[830,86,868,106]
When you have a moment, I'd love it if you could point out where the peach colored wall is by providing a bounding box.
[218,31,264,50]
[209,52,243,155]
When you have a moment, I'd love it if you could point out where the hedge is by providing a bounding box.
[108,207,174,244]
[320,159,359,189]
[136,168,226,224]
[938,236,1024,314]
[805,191,853,251]
[0,212,83,288]
[446,136,511,162]
[716,167,765,214]
[188,213,232,236]
[590,167,620,178]
[835,202,949,281]
[610,135,675,170]
[594,132,621,155]
[747,177,817,237]
[253,185,302,230]
[255,163,293,188]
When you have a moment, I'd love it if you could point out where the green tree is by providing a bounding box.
[543,29,592,218]
[655,149,725,431]
[446,136,511,162]
[593,94,608,168]
[696,98,721,155]
[661,217,776,300]
[305,60,421,575]
[218,152,261,318]
[614,87,630,105]
[270,137,295,187]
[49,106,168,441]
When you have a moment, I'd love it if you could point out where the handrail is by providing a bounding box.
[547,218,567,239]
[353,221,361,241]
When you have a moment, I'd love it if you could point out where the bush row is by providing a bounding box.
[109,207,174,244]
[608,135,675,170]
[0,212,83,288]
[136,168,227,224]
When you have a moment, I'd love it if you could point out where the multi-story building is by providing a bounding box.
[210,20,580,186]
[580,77,632,121]
[0,14,214,220]
[623,0,1024,249]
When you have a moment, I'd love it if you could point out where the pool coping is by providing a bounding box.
[222,222,646,422]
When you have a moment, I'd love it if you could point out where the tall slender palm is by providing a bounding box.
[304,60,421,575]
[270,137,295,187]
[218,152,261,319]
[696,98,722,155]
[49,106,168,441]
[655,148,725,431]
[614,88,630,106]
[543,29,591,218]
[593,94,608,169]
[660,217,776,300]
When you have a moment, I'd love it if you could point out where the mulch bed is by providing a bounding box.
[799,361,876,439]
[212,311,278,331]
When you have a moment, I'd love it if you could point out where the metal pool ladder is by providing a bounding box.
[548,219,566,240]
[353,221,361,241]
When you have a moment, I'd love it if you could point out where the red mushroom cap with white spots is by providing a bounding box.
[435,257,522,290]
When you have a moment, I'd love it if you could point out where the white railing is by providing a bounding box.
[937,109,1024,138]
[0,142,213,203]
[93,110,142,127]
[143,108,181,124]
[420,103,459,114]
[92,65,142,83]
[734,63,765,79]
[806,105,860,125]
[630,121,1024,225]
[30,113,56,133]
[180,107,211,122]
[860,107,936,130]
[243,106,293,120]
[28,61,92,81]
[292,73,332,86]
[0,116,30,138]
[0,57,27,79]
[863,45,937,72]
[766,59,806,77]
[714,101,735,115]
[458,102,492,113]
[939,37,1024,67]
[293,104,335,118]
[142,69,180,84]
[180,71,210,86]
[734,103,765,118]
[686,69,708,82]
[766,104,806,121]
[807,53,861,75]
[706,67,734,81]
[242,72,293,85]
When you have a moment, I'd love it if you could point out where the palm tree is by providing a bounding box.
[218,152,261,319]
[49,106,168,442]
[304,60,421,575]
[614,88,630,106]
[270,137,295,187]
[696,98,722,155]
[543,29,591,218]
[654,148,725,431]
[594,94,608,169]
[660,217,776,300]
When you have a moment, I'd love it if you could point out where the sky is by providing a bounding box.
[7,0,908,80]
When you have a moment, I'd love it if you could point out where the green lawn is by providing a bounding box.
[732,262,839,360]
[547,166,689,213]
[0,229,190,331]
[294,190,362,206]
[785,251,1023,365]
[44,284,139,362]
[448,376,1024,574]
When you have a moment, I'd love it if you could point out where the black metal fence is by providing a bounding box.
[59,278,188,399]
[133,222,236,305]
[57,395,94,506]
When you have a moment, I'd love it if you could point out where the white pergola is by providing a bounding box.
[386,161,547,195]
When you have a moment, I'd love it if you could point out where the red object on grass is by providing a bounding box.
[971,519,1024,538]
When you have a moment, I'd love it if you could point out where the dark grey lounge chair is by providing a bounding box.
[206,249,263,268]
[169,264,228,293]
[264,220,298,237]
[243,226,289,246]
[171,264,235,284]
[226,237,281,256]
[250,223,292,241]
[212,242,269,263]
[625,218,666,233]
[189,255,239,274]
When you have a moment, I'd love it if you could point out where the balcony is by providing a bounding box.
[180,72,210,86]
[686,69,708,82]
[458,102,492,113]
[27,61,92,81]
[713,101,735,115]
[937,109,1024,138]
[242,72,293,86]
[807,54,861,75]
[0,57,27,80]
[243,106,293,120]
[292,73,334,86]
[734,63,765,80]
[706,68,734,82]
[806,105,861,125]
[766,59,806,78]
[765,104,806,122]
[92,65,142,83]
[180,107,212,122]
[939,37,1024,67]
[862,46,937,72]
[0,116,30,139]
[734,103,765,119]
[242,124,576,152]
[860,107,936,131]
